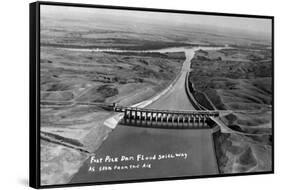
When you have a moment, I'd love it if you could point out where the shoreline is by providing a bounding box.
[40,43,221,52]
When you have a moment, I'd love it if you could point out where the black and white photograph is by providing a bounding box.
[30,1,273,188]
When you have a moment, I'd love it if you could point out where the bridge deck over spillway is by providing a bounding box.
[114,106,219,129]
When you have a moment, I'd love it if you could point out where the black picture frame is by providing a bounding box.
[30,1,274,189]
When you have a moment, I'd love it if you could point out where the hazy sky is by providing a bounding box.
[42,5,272,39]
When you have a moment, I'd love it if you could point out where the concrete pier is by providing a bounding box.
[118,107,219,129]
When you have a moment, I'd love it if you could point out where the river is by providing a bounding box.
[69,46,223,184]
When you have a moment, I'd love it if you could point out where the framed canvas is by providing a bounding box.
[29,1,274,188]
